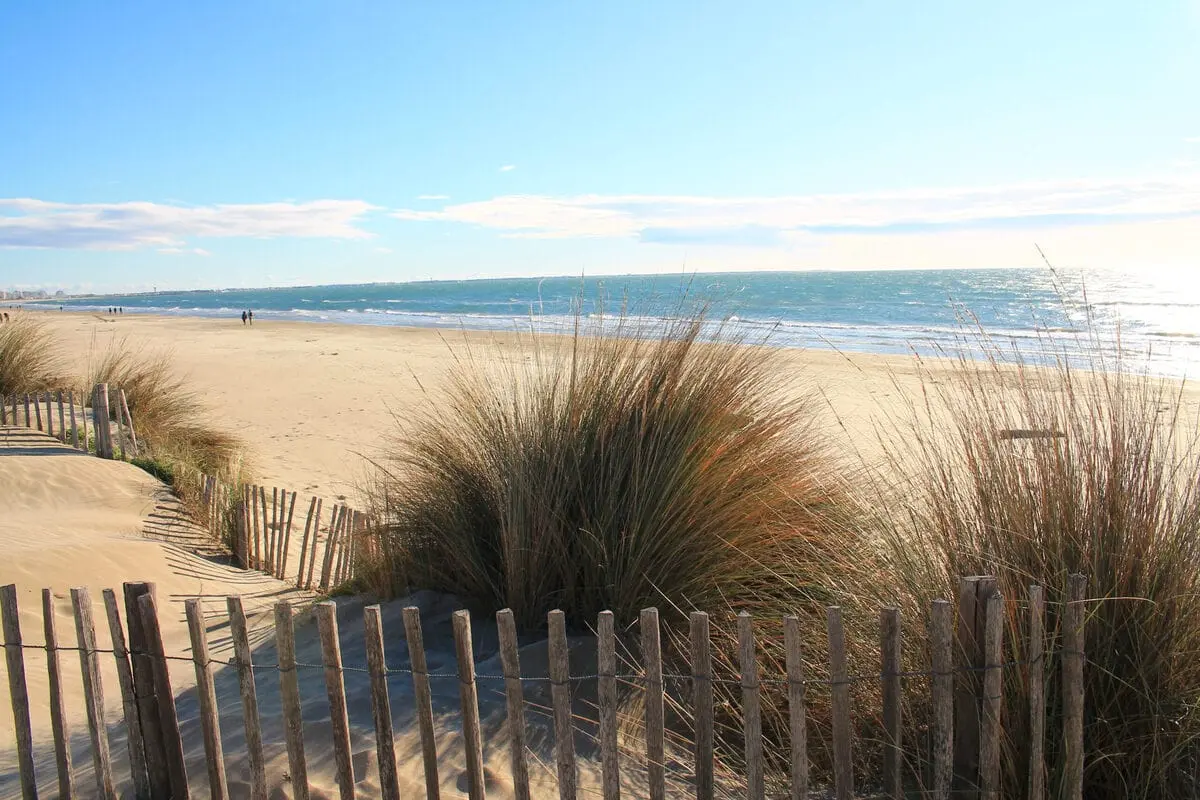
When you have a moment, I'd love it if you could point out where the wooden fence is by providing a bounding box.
[1,575,1089,800]
[0,383,137,460]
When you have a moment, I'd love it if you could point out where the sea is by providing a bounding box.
[37,268,1200,377]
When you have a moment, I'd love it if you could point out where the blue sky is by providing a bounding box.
[2,1,1199,292]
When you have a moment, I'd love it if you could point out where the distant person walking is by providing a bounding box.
[241,310,247,326]
[248,309,254,326]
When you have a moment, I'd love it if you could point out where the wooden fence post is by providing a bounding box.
[881,607,903,800]
[403,606,441,800]
[185,599,229,800]
[980,591,1004,800]
[103,589,150,799]
[548,609,577,800]
[69,390,79,450]
[34,391,43,431]
[137,591,189,798]
[71,587,118,799]
[1062,574,1087,800]
[124,582,172,798]
[828,605,853,800]
[280,490,298,580]
[784,615,808,800]
[738,612,765,800]
[2,584,39,800]
[23,393,32,429]
[453,609,487,800]
[227,596,268,800]
[317,602,356,800]
[690,612,712,800]
[93,384,113,459]
[954,575,997,798]
[42,590,74,800]
[45,392,54,438]
[275,601,310,800]
[364,606,401,800]
[305,499,324,590]
[297,497,318,588]
[1027,585,1046,800]
[119,389,138,456]
[269,487,280,574]
[56,390,66,441]
[497,609,532,800]
[0,394,6,425]
[642,607,665,800]
[599,610,621,800]
[931,599,954,800]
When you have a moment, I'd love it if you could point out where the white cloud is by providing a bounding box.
[417,194,450,200]
[193,248,211,256]
[374,246,394,254]
[393,176,1200,242]
[0,198,378,250]
[499,165,516,172]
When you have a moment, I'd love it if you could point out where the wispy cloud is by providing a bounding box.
[499,165,516,172]
[417,194,450,200]
[393,177,1200,241]
[374,246,394,254]
[1,199,378,250]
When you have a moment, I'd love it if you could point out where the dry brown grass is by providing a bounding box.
[0,315,67,396]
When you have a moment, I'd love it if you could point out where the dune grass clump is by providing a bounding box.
[368,310,868,628]
[871,329,1200,799]
[90,341,244,479]
[0,315,66,396]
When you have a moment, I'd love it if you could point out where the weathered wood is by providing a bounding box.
[931,599,954,800]
[42,590,74,799]
[250,485,262,570]
[269,487,280,574]
[185,599,229,800]
[738,612,765,800]
[1027,585,1046,800]
[227,595,268,800]
[45,392,53,436]
[296,497,318,588]
[69,390,79,449]
[103,589,150,798]
[0,394,6,424]
[1062,574,1086,800]
[690,612,712,800]
[363,606,401,800]
[403,606,441,800]
[1,584,39,800]
[124,582,171,798]
[955,575,998,798]
[306,499,324,589]
[980,591,1004,800]
[319,504,342,589]
[333,505,350,586]
[34,390,43,430]
[272,601,310,800]
[784,614,808,800]
[24,393,32,429]
[137,591,189,798]
[880,607,903,799]
[260,486,272,573]
[497,609,532,800]
[548,609,577,800]
[118,388,138,456]
[453,609,487,800]
[57,390,66,442]
[94,383,112,458]
[317,601,357,800]
[827,605,853,800]
[641,607,665,800]
[280,489,298,580]
[112,388,129,460]
[72,587,118,799]
[598,610,621,800]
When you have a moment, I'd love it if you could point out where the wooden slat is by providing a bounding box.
[227,595,268,800]
[402,606,440,800]
[69,390,79,449]
[548,609,577,800]
[274,601,310,800]
[34,389,43,430]
[250,485,261,570]
[980,591,1004,800]
[827,605,853,800]
[333,506,350,586]
[880,607,902,799]
[43,392,52,436]
[1,584,39,800]
[119,388,138,456]
[737,613,765,800]
[641,607,665,800]
[280,490,298,580]
[306,499,324,590]
[954,576,981,797]
[24,393,32,430]
[269,487,280,574]
[136,591,189,798]
[319,504,342,590]
[1027,585,1046,800]
[930,598,954,800]
[497,609,532,800]
[690,612,712,800]
[185,599,230,800]
[124,582,171,798]
[453,609,487,800]
[317,601,357,800]
[296,497,318,589]
[103,589,150,798]
[72,587,118,799]
[260,486,272,574]
[598,611,621,800]
[42,590,74,800]
[783,615,808,800]
[56,390,66,443]
[362,606,401,800]
[1062,574,1087,800]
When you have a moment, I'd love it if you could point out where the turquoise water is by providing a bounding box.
[41,269,1200,375]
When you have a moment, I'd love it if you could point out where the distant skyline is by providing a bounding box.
[2,2,1199,292]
